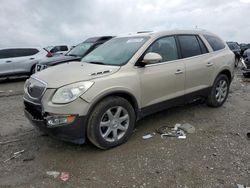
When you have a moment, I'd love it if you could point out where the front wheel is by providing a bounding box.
[87,96,135,149]
[207,74,229,107]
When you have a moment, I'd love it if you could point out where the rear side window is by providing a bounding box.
[14,48,39,57]
[0,48,39,59]
[204,35,225,51]
[177,35,202,58]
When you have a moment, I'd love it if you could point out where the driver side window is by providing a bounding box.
[146,36,178,62]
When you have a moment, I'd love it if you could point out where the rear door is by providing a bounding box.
[12,48,39,73]
[177,35,213,94]
[0,49,15,75]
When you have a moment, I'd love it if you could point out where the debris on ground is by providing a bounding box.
[46,171,60,178]
[247,132,250,139]
[3,149,25,163]
[179,123,196,134]
[161,129,186,139]
[142,133,155,140]
[237,184,245,188]
[60,172,69,181]
[156,123,195,139]
[23,156,35,162]
[0,139,21,145]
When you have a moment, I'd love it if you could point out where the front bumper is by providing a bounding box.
[24,101,87,144]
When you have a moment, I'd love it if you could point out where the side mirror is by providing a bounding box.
[142,52,162,64]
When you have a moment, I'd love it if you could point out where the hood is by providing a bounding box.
[32,61,121,88]
[39,55,80,66]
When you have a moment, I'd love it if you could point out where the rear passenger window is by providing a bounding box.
[14,49,39,57]
[146,36,178,62]
[204,35,225,51]
[178,35,202,58]
[197,36,208,54]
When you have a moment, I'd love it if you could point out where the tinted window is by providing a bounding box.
[146,36,178,62]
[197,36,208,54]
[0,49,15,59]
[0,48,38,59]
[67,42,94,57]
[178,35,202,58]
[60,46,68,51]
[204,35,225,51]
[14,49,39,57]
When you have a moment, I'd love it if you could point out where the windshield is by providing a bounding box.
[67,42,93,57]
[82,37,149,66]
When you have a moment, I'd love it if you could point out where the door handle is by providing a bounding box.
[175,69,183,75]
[5,60,12,63]
[206,62,214,67]
[29,58,35,60]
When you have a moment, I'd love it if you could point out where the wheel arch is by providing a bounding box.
[217,69,232,83]
[86,91,141,120]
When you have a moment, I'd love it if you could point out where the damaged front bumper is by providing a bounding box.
[24,100,87,144]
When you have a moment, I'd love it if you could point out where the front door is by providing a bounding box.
[138,36,185,110]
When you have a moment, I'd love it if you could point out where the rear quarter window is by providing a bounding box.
[204,35,225,51]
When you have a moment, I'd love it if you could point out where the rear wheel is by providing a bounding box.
[87,96,135,149]
[207,74,229,107]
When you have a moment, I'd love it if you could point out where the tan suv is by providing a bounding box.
[24,30,235,149]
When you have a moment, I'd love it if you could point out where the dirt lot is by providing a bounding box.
[0,69,250,188]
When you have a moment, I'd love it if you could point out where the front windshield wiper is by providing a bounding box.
[66,54,78,57]
[86,61,105,65]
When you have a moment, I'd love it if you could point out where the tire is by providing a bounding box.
[87,96,136,149]
[207,74,229,107]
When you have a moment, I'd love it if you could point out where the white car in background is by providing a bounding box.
[0,47,48,77]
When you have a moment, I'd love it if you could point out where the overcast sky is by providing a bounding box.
[0,0,249,48]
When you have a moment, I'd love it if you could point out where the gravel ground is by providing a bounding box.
[0,68,249,188]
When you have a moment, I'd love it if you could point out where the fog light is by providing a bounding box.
[46,115,76,128]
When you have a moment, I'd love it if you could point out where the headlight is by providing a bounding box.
[52,81,94,104]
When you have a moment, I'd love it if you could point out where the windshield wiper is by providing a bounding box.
[87,61,105,65]
[67,54,78,57]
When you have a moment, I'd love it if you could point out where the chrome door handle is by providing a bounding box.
[206,62,214,67]
[175,69,183,74]
[5,60,12,63]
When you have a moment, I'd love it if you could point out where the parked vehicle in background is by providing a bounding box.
[242,48,250,77]
[24,30,234,149]
[44,45,71,57]
[240,43,248,55]
[0,47,48,77]
[226,42,241,67]
[35,36,113,72]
